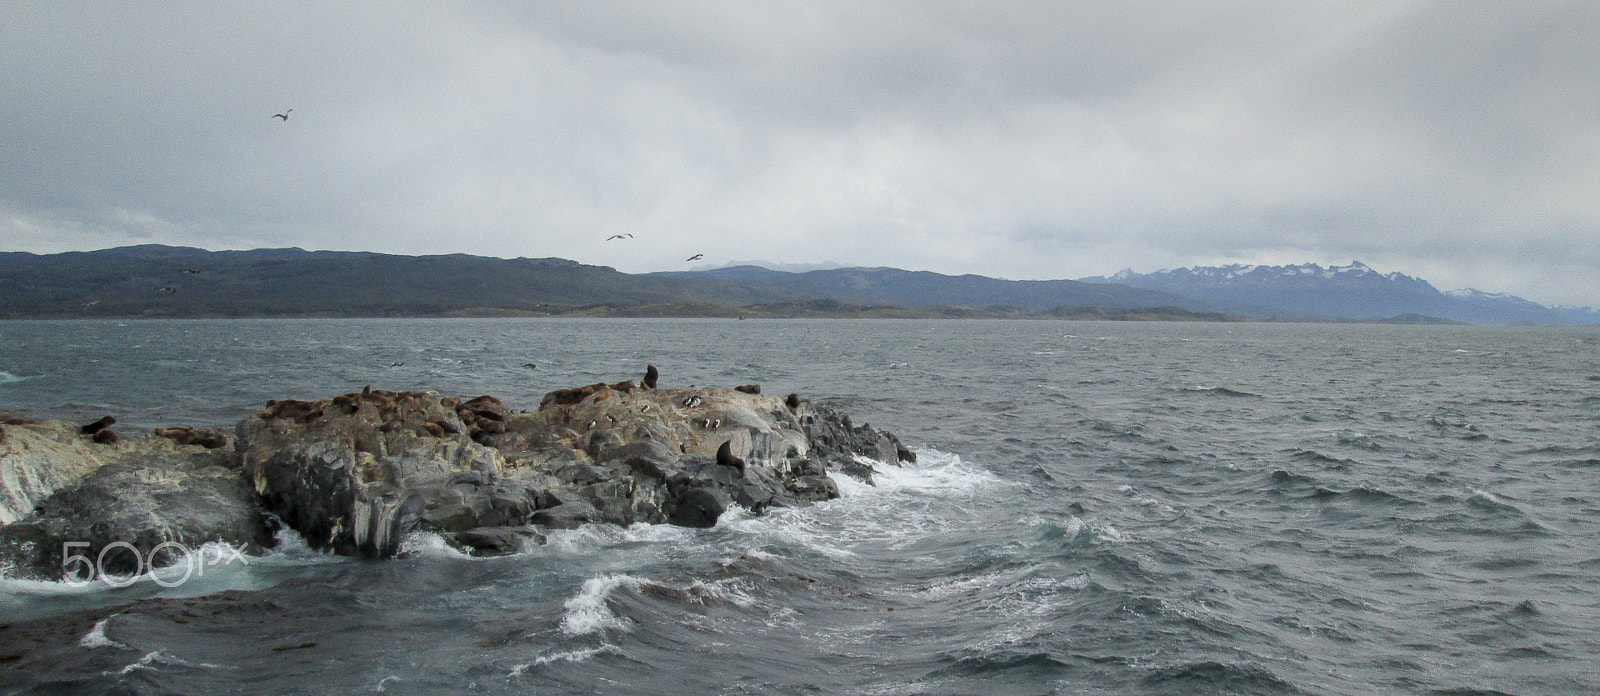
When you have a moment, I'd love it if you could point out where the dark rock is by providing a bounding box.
[419,501,479,533]
[0,450,270,580]
[668,485,729,528]
[452,527,544,556]
[530,501,599,529]
[833,455,880,484]
[219,379,913,560]
[255,443,423,558]
[802,402,913,466]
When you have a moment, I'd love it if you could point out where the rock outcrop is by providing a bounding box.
[235,382,910,558]
[0,375,913,577]
[1,421,122,525]
[0,429,268,579]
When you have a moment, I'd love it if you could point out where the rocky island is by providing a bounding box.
[0,368,913,579]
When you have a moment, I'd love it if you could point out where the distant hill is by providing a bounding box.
[5,247,1581,324]
[0,245,802,318]
[652,266,1221,313]
[0,245,1227,320]
[1079,262,1600,326]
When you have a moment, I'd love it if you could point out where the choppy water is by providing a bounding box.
[2,319,1599,695]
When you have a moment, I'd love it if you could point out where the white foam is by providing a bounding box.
[542,520,693,555]
[560,574,643,635]
[512,644,625,675]
[0,370,34,385]
[113,649,191,675]
[397,531,475,560]
[837,449,1002,499]
[1063,515,1126,544]
[80,617,125,649]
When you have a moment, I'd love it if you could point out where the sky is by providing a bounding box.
[3,2,1598,306]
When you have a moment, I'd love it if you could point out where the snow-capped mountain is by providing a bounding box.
[1082,262,1599,325]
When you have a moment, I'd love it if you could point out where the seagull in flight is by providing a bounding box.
[685,253,704,262]
[272,109,293,121]
[606,234,633,241]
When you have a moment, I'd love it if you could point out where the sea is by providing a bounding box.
[1,318,1597,695]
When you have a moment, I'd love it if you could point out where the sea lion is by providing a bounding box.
[153,426,195,445]
[80,415,115,435]
[92,429,119,445]
[332,393,361,413]
[610,379,636,393]
[785,393,801,410]
[192,429,228,449]
[260,399,316,421]
[0,425,6,446]
[734,384,761,395]
[715,440,745,473]
[643,365,659,389]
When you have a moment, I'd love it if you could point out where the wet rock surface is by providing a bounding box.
[0,375,913,575]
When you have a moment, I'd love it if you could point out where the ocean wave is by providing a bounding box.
[1039,515,1125,546]
[934,650,1074,678]
[0,370,37,385]
[833,448,1002,498]
[397,531,478,560]
[1143,660,1298,694]
[509,644,626,677]
[1269,469,1318,486]
[1304,485,1420,506]
[1465,489,1525,515]
[80,616,126,649]
[561,574,643,635]
[1290,450,1358,467]
[542,519,694,555]
[558,573,757,637]
[1181,385,1262,398]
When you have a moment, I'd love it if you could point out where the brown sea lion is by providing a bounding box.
[715,440,745,473]
[80,415,115,435]
[643,365,659,389]
[734,384,761,395]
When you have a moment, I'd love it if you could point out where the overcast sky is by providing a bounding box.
[3,2,1598,306]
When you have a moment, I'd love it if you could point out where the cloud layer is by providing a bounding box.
[4,2,1597,305]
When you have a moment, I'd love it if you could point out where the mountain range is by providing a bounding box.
[0,246,1591,325]
[1078,261,1600,325]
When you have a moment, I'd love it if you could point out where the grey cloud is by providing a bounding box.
[2,1,1597,306]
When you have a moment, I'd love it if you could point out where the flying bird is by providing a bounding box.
[685,253,704,262]
[606,234,633,241]
[182,268,202,274]
[272,109,293,121]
